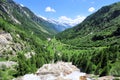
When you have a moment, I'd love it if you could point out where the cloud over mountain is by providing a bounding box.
[45,6,56,12]
[58,15,86,26]
[88,7,95,12]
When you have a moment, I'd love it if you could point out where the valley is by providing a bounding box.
[0,0,120,80]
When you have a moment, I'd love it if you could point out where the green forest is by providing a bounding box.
[0,17,120,79]
[0,0,120,80]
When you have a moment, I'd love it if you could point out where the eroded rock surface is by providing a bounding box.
[0,33,12,45]
[14,62,116,80]
[14,62,90,80]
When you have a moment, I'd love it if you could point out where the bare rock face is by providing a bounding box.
[14,62,90,80]
[36,61,84,80]
[0,32,13,57]
[36,61,80,76]
[15,62,115,80]
[0,32,26,57]
[0,33,12,45]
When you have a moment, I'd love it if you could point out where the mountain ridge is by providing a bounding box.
[55,2,120,76]
[0,0,72,39]
[56,2,120,47]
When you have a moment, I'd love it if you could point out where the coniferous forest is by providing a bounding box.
[0,0,120,79]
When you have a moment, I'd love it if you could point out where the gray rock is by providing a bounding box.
[0,61,17,68]
[0,33,12,45]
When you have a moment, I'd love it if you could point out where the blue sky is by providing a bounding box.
[13,0,120,26]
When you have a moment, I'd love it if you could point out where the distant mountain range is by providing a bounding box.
[46,19,72,31]
[0,0,71,39]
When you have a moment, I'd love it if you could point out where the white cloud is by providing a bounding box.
[88,7,95,12]
[45,7,56,12]
[58,15,86,26]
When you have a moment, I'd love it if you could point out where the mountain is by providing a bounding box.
[0,0,62,79]
[56,2,120,47]
[56,2,120,76]
[47,19,72,31]
[0,0,72,37]
[0,0,120,79]
[0,0,63,39]
[0,0,72,79]
[38,15,72,32]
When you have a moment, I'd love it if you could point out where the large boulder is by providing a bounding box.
[36,61,80,76]
[35,61,88,80]
[14,61,90,80]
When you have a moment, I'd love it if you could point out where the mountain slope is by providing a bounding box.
[0,0,60,79]
[0,0,60,39]
[56,2,120,76]
[56,2,120,47]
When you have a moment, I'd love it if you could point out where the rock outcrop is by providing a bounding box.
[0,32,12,45]
[36,61,80,76]
[14,62,90,80]
[14,61,116,80]
[0,61,17,68]
[0,32,26,58]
